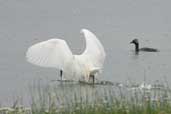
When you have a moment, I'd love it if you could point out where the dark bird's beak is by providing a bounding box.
[130,41,133,44]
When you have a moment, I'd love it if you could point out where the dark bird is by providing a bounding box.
[130,39,159,53]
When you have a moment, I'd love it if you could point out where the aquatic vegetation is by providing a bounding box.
[1,80,171,114]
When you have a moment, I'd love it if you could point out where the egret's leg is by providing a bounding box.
[89,74,95,84]
[60,70,63,81]
[92,75,95,84]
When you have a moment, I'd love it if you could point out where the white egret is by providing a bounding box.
[26,29,106,83]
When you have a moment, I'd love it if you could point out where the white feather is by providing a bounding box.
[79,29,106,69]
[26,29,106,81]
[26,39,73,70]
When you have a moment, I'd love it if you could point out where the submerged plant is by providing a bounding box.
[1,80,171,114]
[28,80,171,114]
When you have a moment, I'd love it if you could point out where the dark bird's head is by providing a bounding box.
[130,39,139,45]
[130,39,139,52]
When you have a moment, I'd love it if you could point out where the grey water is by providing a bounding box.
[0,0,171,106]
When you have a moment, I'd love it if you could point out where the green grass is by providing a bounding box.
[1,80,171,114]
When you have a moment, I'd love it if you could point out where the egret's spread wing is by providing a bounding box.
[80,29,106,68]
[26,39,73,69]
